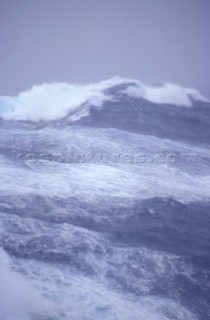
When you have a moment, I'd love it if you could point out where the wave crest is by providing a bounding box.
[0,77,208,122]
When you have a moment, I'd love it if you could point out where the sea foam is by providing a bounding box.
[0,77,208,122]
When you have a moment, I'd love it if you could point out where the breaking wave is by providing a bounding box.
[0,77,208,122]
[0,77,210,319]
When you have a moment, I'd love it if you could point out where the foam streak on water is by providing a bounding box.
[0,78,210,320]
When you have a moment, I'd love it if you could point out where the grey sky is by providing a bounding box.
[0,0,209,96]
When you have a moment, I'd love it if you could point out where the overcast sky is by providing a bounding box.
[0,0,209,96]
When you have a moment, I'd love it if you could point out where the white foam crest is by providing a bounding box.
[0,77,208,122]
[0,83,106,122]
[185,87,210,102]
[0,77,132,122]
[123,82,209,107]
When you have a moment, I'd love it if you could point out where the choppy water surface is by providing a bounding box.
[0,79,210,320]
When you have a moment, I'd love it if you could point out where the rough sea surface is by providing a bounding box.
[0,79,210,320]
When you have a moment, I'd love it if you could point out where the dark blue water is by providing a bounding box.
[0,82,210,320]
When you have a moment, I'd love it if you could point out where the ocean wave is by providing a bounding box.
[1,77,210,319]
[0,77,208,122]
